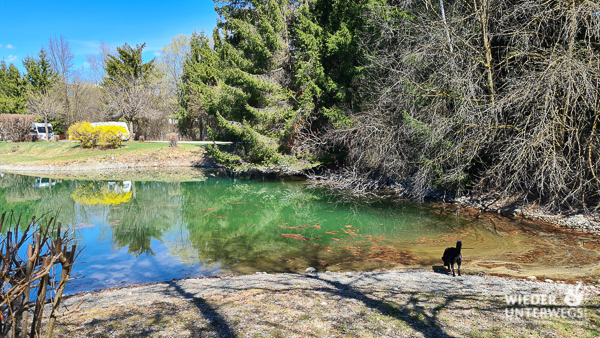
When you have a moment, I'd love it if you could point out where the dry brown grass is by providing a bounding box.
[47,271,600,337]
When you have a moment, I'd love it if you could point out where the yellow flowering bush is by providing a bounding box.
[68,122,127,148]
[68,122,98,148]
[97,125,127,148]
[71,182,133,205]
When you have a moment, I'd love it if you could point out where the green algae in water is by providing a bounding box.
[0,170,599,294]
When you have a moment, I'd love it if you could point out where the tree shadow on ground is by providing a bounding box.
[51,272,600,337]
[303,273,453,337]
[49,300,193,337]
[165,281,236,338]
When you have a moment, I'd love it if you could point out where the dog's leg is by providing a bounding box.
[458,261,461,276]
[450,263,455,277]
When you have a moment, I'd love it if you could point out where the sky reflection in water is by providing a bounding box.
[0,170,599,294]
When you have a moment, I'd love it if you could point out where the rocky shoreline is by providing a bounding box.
[450,194,600,236]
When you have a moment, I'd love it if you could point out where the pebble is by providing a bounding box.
[305,267,316,273]
[527,276,537,281]
[545,279,553,283]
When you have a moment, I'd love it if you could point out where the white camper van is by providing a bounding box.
[90,122,130,141]
[30,123,54,141]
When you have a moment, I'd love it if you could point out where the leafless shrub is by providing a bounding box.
[0,211,82,337]
[167,132,178,147]
[66,76,105,126]
[135,115,172,140]
[102,77,164,138]
[0,114,36,142]
[28,88,65,141]
[319,0,600,210]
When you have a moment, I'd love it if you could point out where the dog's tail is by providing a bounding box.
[456,240,462,252]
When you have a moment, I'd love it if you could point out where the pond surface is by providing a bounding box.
[0,170,599,294]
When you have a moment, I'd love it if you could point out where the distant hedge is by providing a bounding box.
[0,114,35,142]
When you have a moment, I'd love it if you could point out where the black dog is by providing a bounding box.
[442,240,462,276]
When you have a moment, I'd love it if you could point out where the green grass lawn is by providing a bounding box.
[0,141,205,165]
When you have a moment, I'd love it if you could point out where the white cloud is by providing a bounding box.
[153,51,162,57]
[5,44,14,49]
[0,44,3,48]
[7,55,18,62]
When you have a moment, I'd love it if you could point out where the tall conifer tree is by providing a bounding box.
[178,32,221,139]
[203,0,297,166]
[23,49,57,95]
[0,61,27,114]
[179,0,380,168]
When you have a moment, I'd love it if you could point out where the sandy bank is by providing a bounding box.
[49,270,600,337]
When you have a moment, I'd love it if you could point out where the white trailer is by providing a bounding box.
[29,123,54,141]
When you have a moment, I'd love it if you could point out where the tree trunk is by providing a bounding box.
[478,0,495,102]
[46,247,75,338]
[44,116,49,141]
[129,120,134,141]
[439,0,453,53]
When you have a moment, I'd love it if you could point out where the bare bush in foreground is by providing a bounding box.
[0,211,82,337]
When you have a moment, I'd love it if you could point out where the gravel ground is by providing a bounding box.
[46,270,600,337]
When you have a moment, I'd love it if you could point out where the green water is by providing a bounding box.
[0,170,599,293]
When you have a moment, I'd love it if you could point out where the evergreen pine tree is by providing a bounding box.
[179,0,380,169]
[291,0,381,146]
[178,32,221,140]
[23,49,57,94]
[102,43,158,135]
[103,43,155,86]
[203,0,298,167]
[0,61,28,114]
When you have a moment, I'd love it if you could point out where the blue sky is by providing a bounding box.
[0,0,217,73]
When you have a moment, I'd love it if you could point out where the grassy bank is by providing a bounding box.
[0,141,208,165]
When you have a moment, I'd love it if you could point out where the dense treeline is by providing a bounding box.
[347,0,600,210]
[178,0,377,167]
[179,0,600,210]
[0,38,181,139]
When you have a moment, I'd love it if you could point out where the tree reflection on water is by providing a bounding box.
[2,171,600,293]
